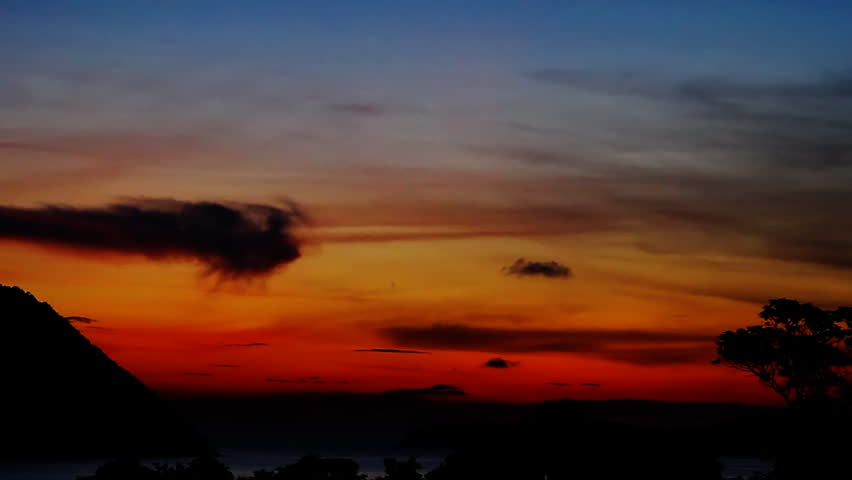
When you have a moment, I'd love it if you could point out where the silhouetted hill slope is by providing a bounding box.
[0,284,206,459]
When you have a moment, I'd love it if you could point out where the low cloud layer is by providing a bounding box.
[354,348,430,354]
[328,103,386,116]
[266,376,348,385]
[381,324,712,365]
[0,199,306,279]
[222,342,269,348]
[503,258,572,278]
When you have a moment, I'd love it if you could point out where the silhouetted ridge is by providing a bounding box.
[0,284,206,459]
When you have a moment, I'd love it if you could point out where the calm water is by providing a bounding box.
[0,450,772,479]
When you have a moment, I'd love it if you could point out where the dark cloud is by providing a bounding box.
[527,69,669,97]
[464,145,582,166]
[222,342,269,348]
[354,348,430,354]
[545,382,570,387]
[581,383,601,387]
[182,372,213,377]
[526,67,852,173]
[458,145,852,270]
[380,324,712,365]
[0,199,306,279]
[328,103,385,116]
[528,68,852,102]
[266,376,346,385]
[503,258,572,278]
[601,347,713,366]
[484,357,519,369]
[64,316,96,324]
[383,384,466,397]
[676,71,852,102]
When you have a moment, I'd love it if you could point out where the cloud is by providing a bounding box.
[581,383,601,387]
[0,199,306,279]
[526,67,852,172]
[266,376,347,385]
[600,347,713,366]
[545,382,570,387]
[484,357,520,369]
[527,69,669,96]
[503,258,572,278]
[354,348,431,354]
[528,68,852,103]
[328,103,385,116]
[380,324,712,365]
[383,384,466,397]
[64,316,96,324]
[222,342,269,348]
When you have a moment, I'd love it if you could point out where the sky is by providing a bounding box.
[1,1,852,404]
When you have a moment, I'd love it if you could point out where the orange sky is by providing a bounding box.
[1,226,838,405]
[3,2,852,405]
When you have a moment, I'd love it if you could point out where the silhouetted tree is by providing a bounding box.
[244,454,367,480]
[77,458,159,480]
[79,454,234,480]
[377,457,422,480]
[715,298,852,407]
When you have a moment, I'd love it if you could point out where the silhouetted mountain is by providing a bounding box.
[0,284,206,459]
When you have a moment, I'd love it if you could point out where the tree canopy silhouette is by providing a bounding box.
[715,298,852,407]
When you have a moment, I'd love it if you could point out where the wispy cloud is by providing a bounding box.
[222,342,269,348]
[328,103,386,116]
[355,348,431,354]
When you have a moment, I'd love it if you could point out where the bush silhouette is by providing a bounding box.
[715,298,852,408]
[377,458,422,480]
[716,298,852,479]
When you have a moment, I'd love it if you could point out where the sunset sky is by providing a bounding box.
[2,1,852,404]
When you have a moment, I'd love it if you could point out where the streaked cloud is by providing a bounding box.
[380,324,712,365]
[354,348,431,354]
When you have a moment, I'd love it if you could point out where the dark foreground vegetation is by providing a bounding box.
[80,298,852,479]
[3,285,849,478]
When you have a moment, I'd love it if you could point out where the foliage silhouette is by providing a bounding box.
[716,298,852,479]
[715,298,852,407]
[78,454,234,480]
[376,458,422,480]
[237,454,367,480]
